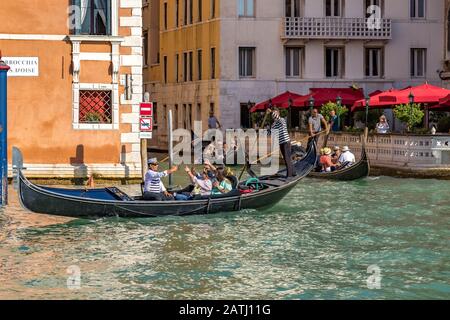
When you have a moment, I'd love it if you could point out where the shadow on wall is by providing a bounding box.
[69,144,88,185]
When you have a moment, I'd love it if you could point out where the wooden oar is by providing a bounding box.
[238,110,271,180]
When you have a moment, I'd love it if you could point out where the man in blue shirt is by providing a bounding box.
[329,110,340,132]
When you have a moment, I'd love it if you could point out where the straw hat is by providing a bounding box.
[333,146,340,151]
[323,147,332,155]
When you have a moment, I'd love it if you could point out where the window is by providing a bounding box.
[325,0,342,17]
[153,102,158,126]
[74,0,111,35]
[164,2,168,29]
[164,56,168,83]
[365,48,383,78]
[211,47,216,79]
[176,53,179,82]
[143,31,149,67]
[198,0,203,21]
[184,0,193,24]
[176,0,179,27]
[238,0,255,17]
[210,102,215,114]
[210,0,216,18]
[411,48,426,77]
[189,51,193,81]
[174,105,179,128]
[162,105,167,129]
[285,47,302,77]
[325,47,343,78]
[188,104,193,130]
[366,0,382,18]
[183,52,188,81]
[197,49,203,80]
[182,104,187,129]
[410,0,425,19]
[239,47,256,78]
[286,0,301,18]
[190,0,193,23]
[79,90,112,124]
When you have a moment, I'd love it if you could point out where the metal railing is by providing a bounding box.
[284,17,392,40]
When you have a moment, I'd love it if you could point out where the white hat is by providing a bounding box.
[342,146,350,152]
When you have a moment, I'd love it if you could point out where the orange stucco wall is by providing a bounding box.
[0,0,139,167]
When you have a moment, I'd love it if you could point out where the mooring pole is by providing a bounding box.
[168,110,174,187]
[0,53,10,206]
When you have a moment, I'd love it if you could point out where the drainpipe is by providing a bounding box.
[0,53,10,206]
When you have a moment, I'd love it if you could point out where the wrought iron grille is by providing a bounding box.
[79,90,112,124]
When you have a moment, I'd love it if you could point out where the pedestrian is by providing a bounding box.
[208,111,222,129]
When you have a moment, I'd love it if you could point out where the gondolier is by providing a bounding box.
[144,158,178,201]
[267,108,295,178]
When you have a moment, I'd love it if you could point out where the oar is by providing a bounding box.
[238,110,271,180]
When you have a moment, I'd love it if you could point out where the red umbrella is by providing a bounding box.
[352,83,450,112]
[284,88,365,109]
[428,93,450,111]
[250,91,304,112]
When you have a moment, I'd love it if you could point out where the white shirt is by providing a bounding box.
[339,151,356,165]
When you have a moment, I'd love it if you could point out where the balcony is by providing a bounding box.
[284,17,392,40]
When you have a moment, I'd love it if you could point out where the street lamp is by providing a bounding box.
[308,96,315,115]
[336,96,342,106]
[409,91,415,132]
[336,96,342,130]
[288,98,293,130]
[365,94,370,128]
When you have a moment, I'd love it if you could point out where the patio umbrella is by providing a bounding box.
[250,91,304,112]
[284,88,365,109]
[427,93,450,111]
[352,83,450,112]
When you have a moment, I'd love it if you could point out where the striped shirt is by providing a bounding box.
[144,170,168,193]
[271,118,291,144]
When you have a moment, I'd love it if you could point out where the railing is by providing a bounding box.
[284,17,392,40]
[291,132,450,168]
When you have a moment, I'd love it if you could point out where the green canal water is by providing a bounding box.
[0,176,449,300]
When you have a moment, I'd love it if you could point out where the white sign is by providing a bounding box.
[140,132,153,139]
[4,57,39,77]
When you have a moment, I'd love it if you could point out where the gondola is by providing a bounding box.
[307,146,370,181]
[16,140,317,219]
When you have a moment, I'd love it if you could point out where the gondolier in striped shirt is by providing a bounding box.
[143,158,178,201]
[267,108,295,178]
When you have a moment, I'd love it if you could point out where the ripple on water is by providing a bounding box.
[0,177,449,299]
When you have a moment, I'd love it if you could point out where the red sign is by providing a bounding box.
[140,103,153,117]
[140,117,153,132]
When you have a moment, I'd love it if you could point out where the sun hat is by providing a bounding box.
[342,146,350,152]
[147,158,158,165]
[324,147,332,155]
[333,146,340,151]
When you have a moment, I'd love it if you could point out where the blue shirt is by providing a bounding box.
[330,115,340,132]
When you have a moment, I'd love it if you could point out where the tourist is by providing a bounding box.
[332,146,341,166]
[329,110,340,132]
[211,168,233,196]
[319,147,333,172]
[376,115,390,134]
[175,166,213,200]
[208,111,222,129]
[338,146,356,168]
[143,158,178,201]
[308,108,329,138]
[267,108,295,177]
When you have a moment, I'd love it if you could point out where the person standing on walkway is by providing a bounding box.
[267,108,295,178]
[308,108,329,138]
[208,111,222,129]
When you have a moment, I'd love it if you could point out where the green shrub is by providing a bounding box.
[393,103,424,132]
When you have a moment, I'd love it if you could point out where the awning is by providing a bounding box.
[250,91,304,112]
[352,83,450,112]
[282,88,365,109]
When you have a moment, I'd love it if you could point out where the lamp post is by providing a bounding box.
[288,98,293,130]
[365,94,370,128]
[0,54,10,206]
[308,96,315,115]
[409,91,415,132]
[336,95,342,130]
[248,100,252,128]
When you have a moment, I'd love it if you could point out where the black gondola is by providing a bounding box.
[17,141,317,219]
[308,146,370,181]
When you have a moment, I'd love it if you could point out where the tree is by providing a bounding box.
[320,101,349,130]
[393,103,425,132]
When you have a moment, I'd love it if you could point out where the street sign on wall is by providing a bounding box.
[140,102,153,139]
[3,57,39,77]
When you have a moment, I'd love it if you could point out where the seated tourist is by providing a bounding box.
[338,146,356,168]
[211,168,232,196]
[143,158,178,201]
[319,147,333,172]
[175,166,213,200]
